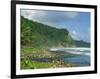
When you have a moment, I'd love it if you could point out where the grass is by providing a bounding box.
[21,58,76,69]
[21,59,56,69]
[21,60,55,69]
[21,46,44,54]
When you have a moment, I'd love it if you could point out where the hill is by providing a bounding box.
[21,16,74,48]
[74,40,90,47]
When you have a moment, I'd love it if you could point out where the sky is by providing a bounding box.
[21,9,90,42]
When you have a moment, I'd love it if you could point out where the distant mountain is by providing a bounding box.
[74,40,90,47]
[21,16,74,48]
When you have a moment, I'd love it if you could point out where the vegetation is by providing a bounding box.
[21,16,74,47]
[20,16,89,69]
[74,40,90,47]
[21,46,77,69]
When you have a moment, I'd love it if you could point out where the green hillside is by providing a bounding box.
[21,16,74,48]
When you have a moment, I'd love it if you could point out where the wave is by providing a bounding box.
[50,48,90,56]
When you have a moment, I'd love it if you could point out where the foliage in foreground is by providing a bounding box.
[21,59,56,69]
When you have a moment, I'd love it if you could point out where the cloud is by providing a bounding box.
[72,30,77,35]
[66,12,79,19]
[21,9,46,21]
[21,10,37,20]
[70,30,78,39]
[21,9,79,27]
